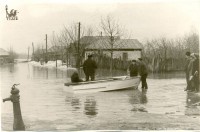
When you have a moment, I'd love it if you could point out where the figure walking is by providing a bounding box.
[83,55,97,81]
[138,58,148,90]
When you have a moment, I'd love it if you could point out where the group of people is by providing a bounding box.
[71,51,199,93]
[128,58,148,90]
[71,54,148,90]
[184,52,199,92]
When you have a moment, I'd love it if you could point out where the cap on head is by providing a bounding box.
[132,59,136,62]
[185,51,191,56]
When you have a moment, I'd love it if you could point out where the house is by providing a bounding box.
[84,36,142,61]
[0,48,10,64]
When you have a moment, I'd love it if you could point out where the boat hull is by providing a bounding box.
[64,76,140,94]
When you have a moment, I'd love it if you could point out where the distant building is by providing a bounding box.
[0,48,9,64]
[83,36,142,61]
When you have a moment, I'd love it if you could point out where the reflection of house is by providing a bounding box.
[0,48,9,64]
[84,36,142,61]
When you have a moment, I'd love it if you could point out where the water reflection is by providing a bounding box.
[84,96,98,117]
[128,89,148,104]
[71,97,81,111]
[141,89,148,104]
[128,89,148,112]
[65,94,81,112]
[185,92,200,116]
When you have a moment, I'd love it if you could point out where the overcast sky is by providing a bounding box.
[0,0,200,53]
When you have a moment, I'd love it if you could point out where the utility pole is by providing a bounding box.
[110,36,114,77]
[27,46,29,61]
[77,22,81,68]
[45,34,48,63]
[32,42,34,61]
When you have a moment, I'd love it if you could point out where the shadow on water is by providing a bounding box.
[185,92,200,116]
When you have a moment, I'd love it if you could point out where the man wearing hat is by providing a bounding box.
[83,54,97,81]
[128,59,138,77]
[138,58,148,90]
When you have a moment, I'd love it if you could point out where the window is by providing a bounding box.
[123,52,128,61]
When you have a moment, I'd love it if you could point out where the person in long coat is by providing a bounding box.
[184,52,192,91]
[83,55,97,81]
[138,58,148,89]
[188,53,199,92]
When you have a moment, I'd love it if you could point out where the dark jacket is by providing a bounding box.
[185,58,192,73]
[83,58,97,75]
[192,58,199,75]
[71,72,83,83]
[138,61,148,76]
[129,63,138,77]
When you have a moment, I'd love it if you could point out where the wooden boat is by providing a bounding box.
[64,76,140,94]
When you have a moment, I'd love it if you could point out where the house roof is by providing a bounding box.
[85,38,142,50]
[48,46,66,52]
[0,48,9,56]
[80,36,110,44]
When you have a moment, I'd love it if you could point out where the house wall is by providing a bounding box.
[85,50,141,61]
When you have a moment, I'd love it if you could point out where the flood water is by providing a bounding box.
[1,63,200,130]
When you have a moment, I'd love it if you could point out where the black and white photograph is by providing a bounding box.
[1,0,200,131]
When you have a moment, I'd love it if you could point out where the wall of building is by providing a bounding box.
[85,50,141,61]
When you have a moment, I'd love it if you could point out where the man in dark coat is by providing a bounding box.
[83,55,97,81]
[189,53,199,92]
[128,59,138,77]
[184,51,192,91]
[138,58,148,89]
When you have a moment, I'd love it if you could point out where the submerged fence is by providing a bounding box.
[144,57,185,73]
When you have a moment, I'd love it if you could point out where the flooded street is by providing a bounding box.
[1,63,200,130]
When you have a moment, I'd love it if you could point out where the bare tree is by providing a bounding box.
[53,23,94,67]
[100,15,123,76]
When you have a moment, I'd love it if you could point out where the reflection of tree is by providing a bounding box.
[185,92,200,116]
[84,96,98,117]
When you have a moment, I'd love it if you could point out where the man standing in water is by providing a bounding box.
[138,58,148,90]
[184,51,192,91]
[188,53,199,92]
[83,54,97,81]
